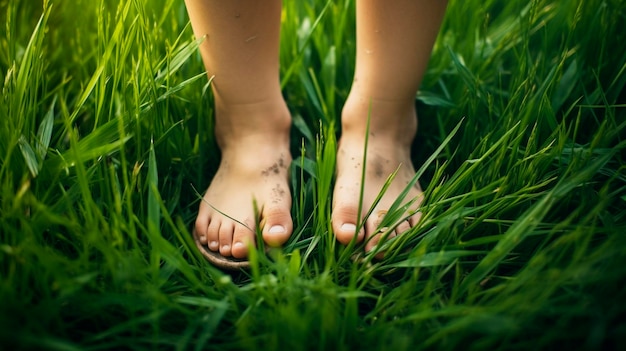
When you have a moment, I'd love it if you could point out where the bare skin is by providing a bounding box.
[186,0,293,259]
[332,97,423,257]
[331,0,447,257]
[186,0,447,262]
[193,102,293,259]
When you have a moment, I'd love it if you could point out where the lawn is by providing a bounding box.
[1,0,625,349]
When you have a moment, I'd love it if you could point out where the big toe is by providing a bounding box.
[331,206,365,245]
[262,206,293,247]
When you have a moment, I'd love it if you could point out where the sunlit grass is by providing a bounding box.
[1,0,625,349]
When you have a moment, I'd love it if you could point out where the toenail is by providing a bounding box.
[233,242,244,249]
[199,235,206,241]
[222,244,230,251]
[268,225,285,234]
[209,241,218,249]
[341,223,357,232]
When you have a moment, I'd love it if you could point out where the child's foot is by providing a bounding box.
[332,97,423,258]
[194,102,293,260]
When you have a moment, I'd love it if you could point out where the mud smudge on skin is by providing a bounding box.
[373,155,384,178]
[273,184,286,197]
[278,154,287,168]
[262,162,280,176]
[271,184,286,204]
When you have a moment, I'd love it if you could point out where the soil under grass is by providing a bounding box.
[1,0,625,350]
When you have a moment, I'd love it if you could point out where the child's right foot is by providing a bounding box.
[194,101,293,260]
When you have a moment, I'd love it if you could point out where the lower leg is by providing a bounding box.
[332,0,447,256]
[185,0,292,260]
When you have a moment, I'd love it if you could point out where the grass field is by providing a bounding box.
[1,0,625,349]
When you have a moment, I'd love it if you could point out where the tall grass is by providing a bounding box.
[1,0,625,349]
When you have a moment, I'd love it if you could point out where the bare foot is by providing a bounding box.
[194,105,293,260]
[332,98,423,258]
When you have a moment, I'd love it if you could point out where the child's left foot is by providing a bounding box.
[332,97,424,258]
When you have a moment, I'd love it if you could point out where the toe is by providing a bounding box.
[208,240,220,252]
[262,206,293,247]
[367,210,386,233]
[408,211,422,227]
[332,206,365,245]
[395,220,411,236]
[218,222,234,257]
[232,219,254,259]
[365,229,396,259]
[364,211,390,258]
[206,218,221,252]
[194,215,209,245]
[364,230,380,253]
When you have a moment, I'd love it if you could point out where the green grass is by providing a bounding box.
[1,0,625,349]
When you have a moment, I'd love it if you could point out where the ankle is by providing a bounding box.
[214,99,291,149]
[341,93,417,146]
